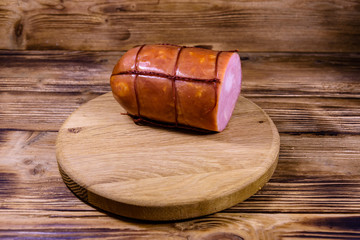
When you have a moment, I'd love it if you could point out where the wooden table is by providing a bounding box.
[1,0,359,239]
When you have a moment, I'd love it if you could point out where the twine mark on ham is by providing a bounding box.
[112,44,236,132]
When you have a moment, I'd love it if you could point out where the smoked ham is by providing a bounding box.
[110,44,242,132]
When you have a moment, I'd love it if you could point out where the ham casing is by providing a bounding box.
[110,44,242,132]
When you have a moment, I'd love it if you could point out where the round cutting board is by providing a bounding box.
[56,92,279,221]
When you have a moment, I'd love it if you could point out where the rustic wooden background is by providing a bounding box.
[1,0,359,239]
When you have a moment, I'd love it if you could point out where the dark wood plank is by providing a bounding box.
[0,51,115,94]
[251,97,360,135]
[0,213,359,239]
[1,51,359,132]
[0,0,359,52]
[233,134,360,213]
[2,92,359,133]
[0,92,99,131]
[241,53,360,98]
[1,51,358,97]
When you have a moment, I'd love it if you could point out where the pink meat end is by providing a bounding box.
[217,53,242,132]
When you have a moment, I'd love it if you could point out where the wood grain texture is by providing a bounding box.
[0,212,359,239]
[0,1,358,232]
[1,128,359,237]
[55,92,279,220]
[1,130,359,215]
[0,0,359,52]
[3,93,359,133]
[1,51,359,97]
[1,51,359,132]
[252,97,360,135]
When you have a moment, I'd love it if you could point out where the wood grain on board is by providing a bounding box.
[0,0,359,52]
[1,130,360,213]
[55,92,280,220]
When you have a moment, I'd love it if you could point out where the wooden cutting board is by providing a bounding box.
[56,92,280,221]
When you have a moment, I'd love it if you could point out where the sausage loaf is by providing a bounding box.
[110,44,242,132]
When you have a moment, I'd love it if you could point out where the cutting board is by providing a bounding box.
[56,92,279,221]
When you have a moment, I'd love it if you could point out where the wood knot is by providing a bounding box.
[68,127,82,133]
[202,232,244,240]
[14,19,23,38]
[23,158,33,165]
[30,164,45,176]
[99,59,108,63]
[258,120,264,124]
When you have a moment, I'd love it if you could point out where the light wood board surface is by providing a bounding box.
[56,92,279,221]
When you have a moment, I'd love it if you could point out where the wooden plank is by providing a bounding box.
[233,133,360,213]
[0,213,359,239]
[1,51,358,97]
[251,97,360,135]
[1,51,358,132]
[0,92,100,131]
[2,93,359,133]
[1,130,359,215]
[0,51,115,94]
[0,0,359,52]
[241,52,360,98]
